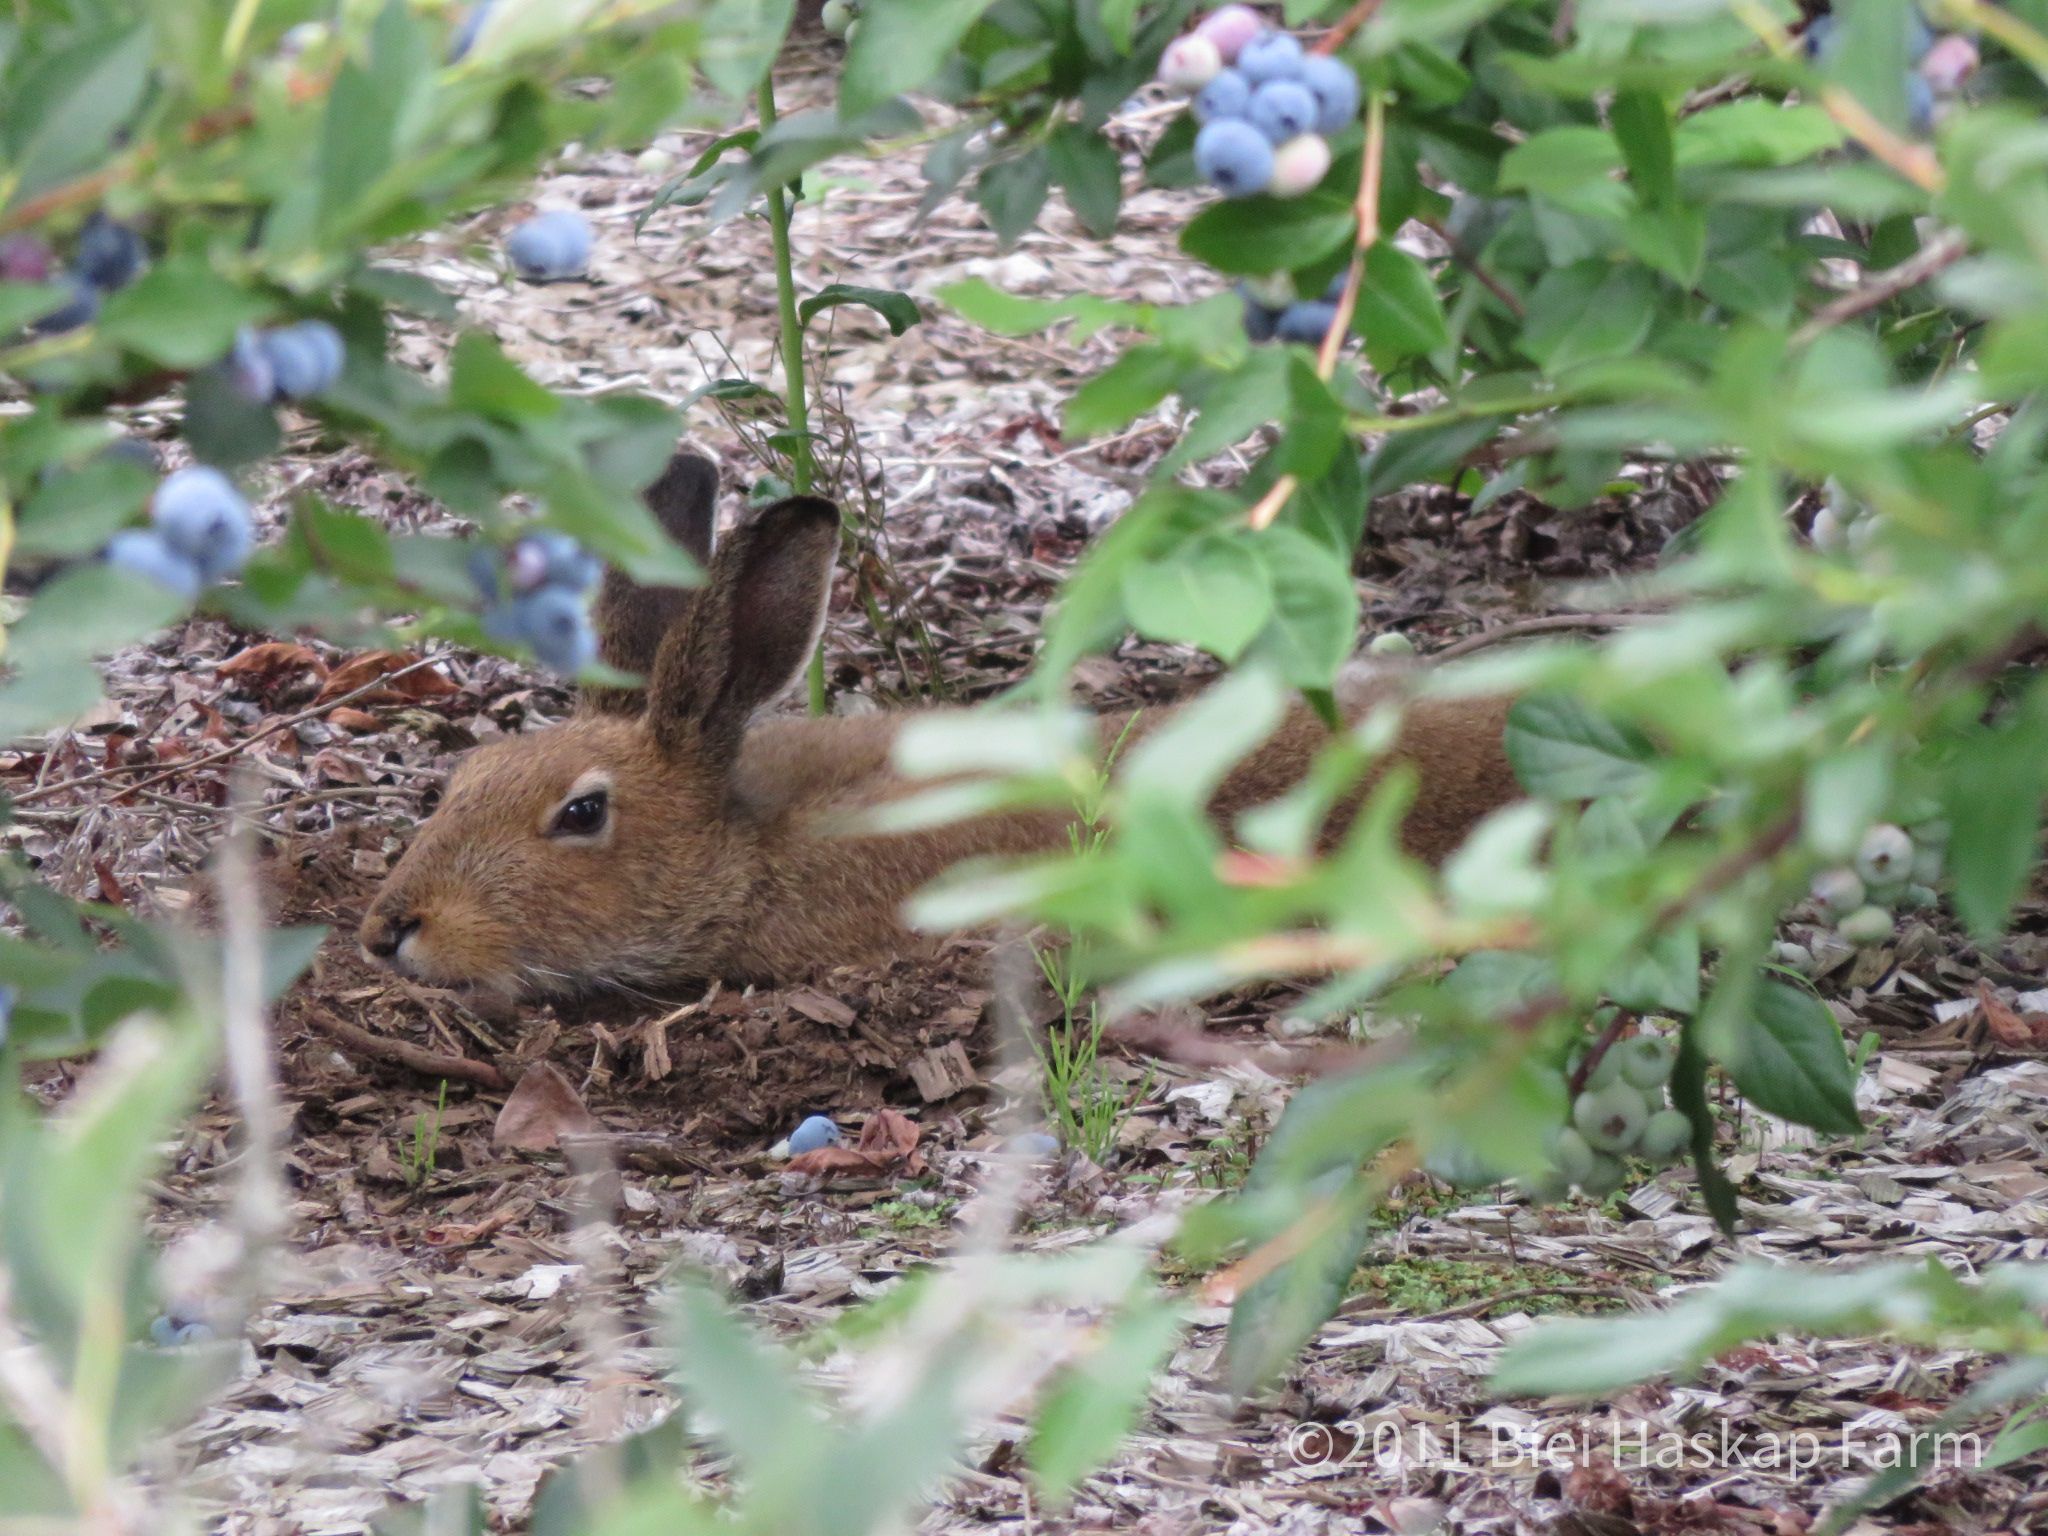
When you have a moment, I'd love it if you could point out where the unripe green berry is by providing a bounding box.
[1578,1152,1626,1198]
[1836,904,1895,948]
[1900,882,1939,911]
[1368,630,1416,657]
[1910,843,1945,885]
[1770,940,1816,975]
[1811,868,1866,920]
[1551,1126,1596,1185]
[1640,1107,1693,1161]
[1855,823,1914,886]
[1615,1036,1675,1091]
[1573,1082,1648,1154]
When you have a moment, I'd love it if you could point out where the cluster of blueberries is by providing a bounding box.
[1422,1025,1692,1200]
[1777,817,1947,972]
[225,319,347,404]
[1,212,147,335]
[469,530,603,674]
[1240,270,1347,347]
[105,466,256,601]
[505,209,593,283]
[1157,6,1359,200]
[819,0,862,41]
[1804,12,1980,131]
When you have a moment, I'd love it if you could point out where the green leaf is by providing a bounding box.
[1247,524,1359,687]
[841,0,1000,118]
[1354,243,1450,372]
[1704,975,1861,1137]
[97,261,270,369]
[2,25,153,207]
[447,333,561,422]
[1029,1294,1185,1502]
[1942,697,2048,939]
[1504,695,1657,799]
[698,0,800,99]
[798,283,921,336]
[1611,89,1676,208]
[1520,261,1660,374]
[1180,194,1356,276]
[1804,745,1893,861]
[316,0,430,234]
[182,364,282,471]
[1224,1174,1377,1398]
[1121,536,1273,662]
[975,150,1051,249]
[1049,125,1123,240]
[1067,345,1183,438]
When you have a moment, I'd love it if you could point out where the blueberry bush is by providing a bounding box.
[8,0,2048,1528]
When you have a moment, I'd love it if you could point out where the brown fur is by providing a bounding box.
[358,452,1523,999]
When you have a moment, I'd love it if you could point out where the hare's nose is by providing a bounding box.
[361,908,421,961]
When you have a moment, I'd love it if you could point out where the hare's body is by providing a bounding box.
[360,451,1520,1000]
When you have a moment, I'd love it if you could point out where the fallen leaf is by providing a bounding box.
[787,1107,925,1179]
[316,651,457,707]
[1975,981,2048,1049]
[325,707,383,733]
[493,1062,598,1150]
[219,642,326,690]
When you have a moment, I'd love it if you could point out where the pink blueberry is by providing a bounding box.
[1268,133,1331,197]
[1195,4,1265,63]
[1158,33,1223,90]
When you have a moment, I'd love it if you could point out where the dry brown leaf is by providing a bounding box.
[316,651,457,707]
[325,706,384,733]
[1975,981,2048,1049]
[786,1106,925,1178]
[493,1062,598,1151]
[219,642,326,689]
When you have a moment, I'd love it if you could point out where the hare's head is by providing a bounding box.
[357,451,839,1000]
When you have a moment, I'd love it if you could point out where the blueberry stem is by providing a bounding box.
[756,71,829,717]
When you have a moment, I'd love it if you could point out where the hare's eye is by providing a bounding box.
[551,791,608,838]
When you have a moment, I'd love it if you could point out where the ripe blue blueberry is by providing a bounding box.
[1238,284,1281,342]
[106,529,203,599]
[32,276,99,335]
[227,327,276,403]
[1249,80,1318,143]
[1194,118,1274,198]
[506,211,593,282]
[449,0,493,61]
[510,531,602,594]
[1275,299,1339,345]
[1010,1131,1062,1160]
[788,1115,842,1155]
[151,465,254,582]
[1236,29,1305,85]
[509,587,597,674]
[260,321,343,398]
[1194,67,1251,123]
[147,1314,215,1347]
[0,984,13,1049]
[74,213,145,291]
[1298,55,1360,133]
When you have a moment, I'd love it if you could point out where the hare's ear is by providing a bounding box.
[583,451,720,716]
[645,494,839,765]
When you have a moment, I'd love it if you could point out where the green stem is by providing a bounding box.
[756,72,828,715]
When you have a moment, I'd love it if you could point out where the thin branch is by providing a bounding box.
[1309,0,1386,56]
[12,655,444,809]
[306,1013,511,1090]
[1791,229,1970,346]
[1420,214,1526,318]
[1429,612,1650,662]
[1248,90,1386,533]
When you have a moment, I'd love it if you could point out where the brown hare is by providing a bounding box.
[357,449,1521,1001]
